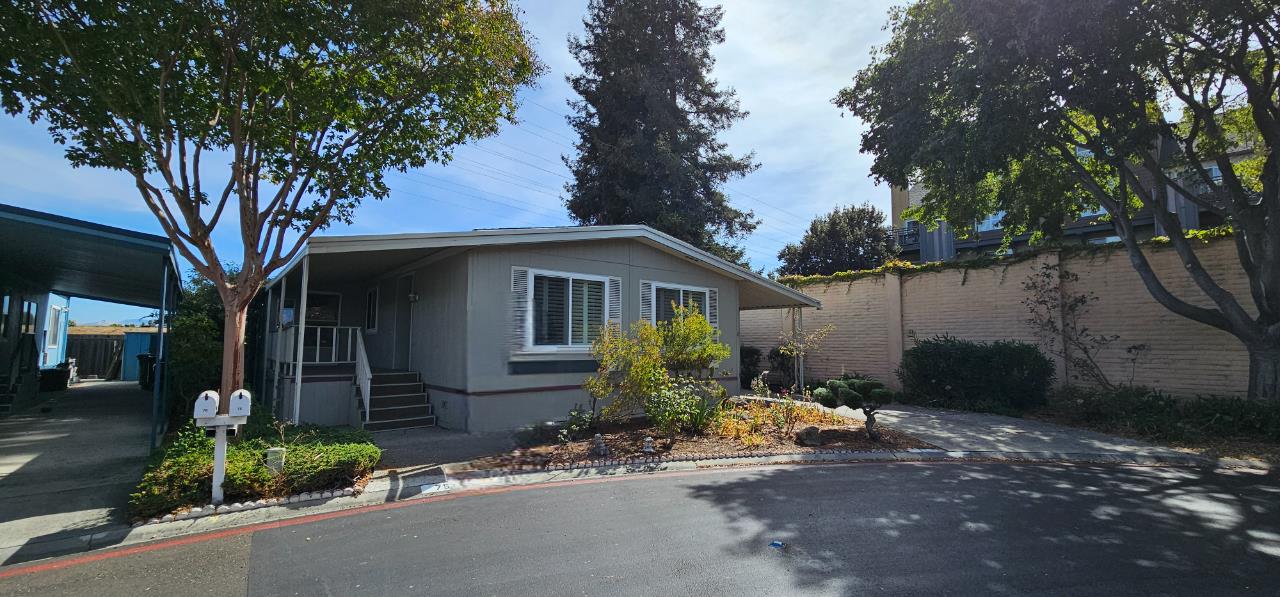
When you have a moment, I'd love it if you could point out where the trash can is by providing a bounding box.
[136,353,156,390]
[38,363,71,392]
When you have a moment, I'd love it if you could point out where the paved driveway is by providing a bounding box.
[0,381,152,565]
[844,403,1189,457]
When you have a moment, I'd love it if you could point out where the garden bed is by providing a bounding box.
[461,399,934,471]
[128,411,382,521]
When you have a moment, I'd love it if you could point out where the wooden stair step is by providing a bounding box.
[365,403,433,422]
[365,392,429,409]
[372,372,419,384]
[369,382,424,397]
[364,415,437,432]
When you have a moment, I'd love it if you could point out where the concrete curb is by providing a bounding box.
[440,447,1227,489]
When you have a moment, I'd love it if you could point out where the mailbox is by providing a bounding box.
[194,390,220,419]
[229,389,252,417]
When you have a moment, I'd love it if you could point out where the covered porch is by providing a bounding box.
[252,245,457,431]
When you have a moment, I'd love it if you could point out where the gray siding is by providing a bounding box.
[461,239,741,432]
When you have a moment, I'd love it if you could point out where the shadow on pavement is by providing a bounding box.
[686,463,1280,595]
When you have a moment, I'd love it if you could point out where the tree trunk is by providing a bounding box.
[1248,345,1280,401]
[218,301,249,411]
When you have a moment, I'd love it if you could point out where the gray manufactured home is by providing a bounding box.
[251,225,818,433]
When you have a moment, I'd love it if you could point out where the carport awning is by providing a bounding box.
[0,203,177,308]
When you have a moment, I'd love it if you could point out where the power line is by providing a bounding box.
[469,146,573,180]
[482,139,566,169]
[386,184,555,228]
[447,162,565,198]
[390,173,567,220]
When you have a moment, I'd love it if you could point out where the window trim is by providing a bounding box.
[46,305,65,348]
[645,280,711,323]
[364,286,379,333]
[524,268,611,353]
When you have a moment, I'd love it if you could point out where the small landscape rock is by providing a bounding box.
[161,514,175,522]
[796,426,822,447]
[342,487,354,496]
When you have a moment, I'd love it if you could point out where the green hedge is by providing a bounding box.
[1054,386,1280,442]
[129,412,381,520]
[897,335,1055,413]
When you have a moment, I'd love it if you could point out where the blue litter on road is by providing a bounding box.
[769,541,785,549]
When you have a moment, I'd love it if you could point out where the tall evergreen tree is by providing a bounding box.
[777,203,896,276]
[565,0,759,263]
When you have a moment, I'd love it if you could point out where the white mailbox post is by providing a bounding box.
[193,389,251,505]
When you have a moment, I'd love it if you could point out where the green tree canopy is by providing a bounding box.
[0,0,540,398]
[564,0,759,263]
[777,203,897,276]
[837,0,1280,399]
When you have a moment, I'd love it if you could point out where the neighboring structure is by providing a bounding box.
[250,225,819,433]
[0,204,178,446]
[888,143,1245,263]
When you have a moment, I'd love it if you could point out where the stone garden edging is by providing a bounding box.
[133,485,362,527]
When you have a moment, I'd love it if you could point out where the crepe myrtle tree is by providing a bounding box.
[0,1,541,404]
[838,0,1280,399]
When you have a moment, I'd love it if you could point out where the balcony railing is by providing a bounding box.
[892,227,920,248]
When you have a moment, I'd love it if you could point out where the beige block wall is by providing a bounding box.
[1064,241,1250,395]
[740,239,1251,397]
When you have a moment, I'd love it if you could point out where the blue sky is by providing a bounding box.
[0,0,902,324]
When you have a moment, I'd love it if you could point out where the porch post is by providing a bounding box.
[291,255,310,424]
[274,273,288,413]
[259,284,273,400]
[149,257,171,450]
[796,307,805,393]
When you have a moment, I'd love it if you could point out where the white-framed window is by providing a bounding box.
[364,287,379,332]
[641,281,718,327]
[46,306,63,348]
[514,268,621,351]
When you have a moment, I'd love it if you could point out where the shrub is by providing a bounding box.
[812,387,838,408]
[586,321,668,420]
[867,387,895,404]
[739,346,764,389]
[897,335,1055,412]
[1051,386,1280,443]
[836,386,860,407]
[658,305,731,377]
[558,405,596,444]
[129,416,381,520]
[825,379,847,393]
[587,306,731,420]
[644,377,725,437]
[768,347,793,388]
[849,379,885,395]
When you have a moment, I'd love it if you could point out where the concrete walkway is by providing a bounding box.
[0,381,152,565]
[373,426,515,471]
[844,403,1189,457]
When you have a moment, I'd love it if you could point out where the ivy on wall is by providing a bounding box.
[775,226,1234,289]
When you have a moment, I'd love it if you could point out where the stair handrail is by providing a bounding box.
[353,330,373,424]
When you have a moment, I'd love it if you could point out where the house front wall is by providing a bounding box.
[461,239,741,432]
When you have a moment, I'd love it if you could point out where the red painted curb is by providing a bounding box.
[0,463,776,580]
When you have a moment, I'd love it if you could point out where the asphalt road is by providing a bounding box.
[2,462,1277,596]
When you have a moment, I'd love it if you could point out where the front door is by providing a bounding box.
[393,275,413,369]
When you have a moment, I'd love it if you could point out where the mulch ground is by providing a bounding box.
[461,416,936,471]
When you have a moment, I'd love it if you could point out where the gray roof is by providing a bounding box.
[286,224,818,310]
